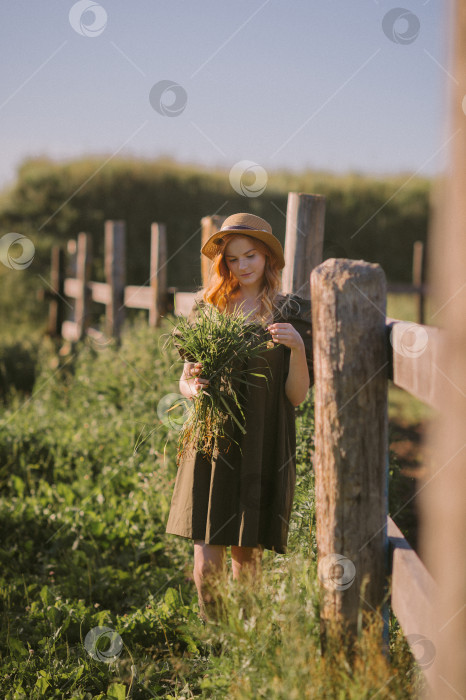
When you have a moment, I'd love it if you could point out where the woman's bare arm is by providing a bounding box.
[284,342,310,407]
[268,321,310,407]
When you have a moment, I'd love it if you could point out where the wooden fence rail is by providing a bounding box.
[386,311,443,693]
[387,516,437,689]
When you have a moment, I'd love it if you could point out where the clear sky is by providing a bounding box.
[0,0,454,191]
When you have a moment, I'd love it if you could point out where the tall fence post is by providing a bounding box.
[149,222,167,327]
[66,239,77,328]
[201,215,226,289]
[419,0,466,697]
[310,258,389,653]
[282,192,326,299]
[104,220,125,344]
[413,241,425,325]
[75,232,92,341]
[45,245,65,337]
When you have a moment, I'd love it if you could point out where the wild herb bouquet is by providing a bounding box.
[163,300,275,465]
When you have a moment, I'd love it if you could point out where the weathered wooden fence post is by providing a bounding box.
[413,241,425,325]
[310,258,389,653]
[104,220,125,344]
[149,222,167,327]
[419,0,466,697]
[201,215,226,288]
[43,245,65,337]
[282,192,326,299]
[75,232,92,341]
[66,239,77,329]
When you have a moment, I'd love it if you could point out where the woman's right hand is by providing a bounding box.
[183,362,210,397]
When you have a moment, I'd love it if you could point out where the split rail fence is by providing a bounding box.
[40,201,426,346]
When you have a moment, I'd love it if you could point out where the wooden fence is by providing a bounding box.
[39,220,169,345]
[39,193,326,345]
[40,219,426,347]
[311,257,441,693]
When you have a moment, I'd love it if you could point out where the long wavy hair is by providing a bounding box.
[197,233,283,326]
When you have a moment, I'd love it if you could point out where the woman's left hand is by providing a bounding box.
[267,323,304,351]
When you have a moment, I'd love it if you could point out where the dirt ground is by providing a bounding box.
[388,416,434,557]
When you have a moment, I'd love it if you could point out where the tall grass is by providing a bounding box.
[0,315,426,698]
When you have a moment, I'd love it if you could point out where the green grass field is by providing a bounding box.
[0,305,429,698]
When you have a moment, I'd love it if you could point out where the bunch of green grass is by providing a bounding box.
[164,301,275,465]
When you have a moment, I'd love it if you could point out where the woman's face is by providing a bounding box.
[223,236,267,287]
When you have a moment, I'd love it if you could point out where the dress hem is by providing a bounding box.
[165,529,287,554]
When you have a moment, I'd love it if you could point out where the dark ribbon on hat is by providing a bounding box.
[215,225,271,246]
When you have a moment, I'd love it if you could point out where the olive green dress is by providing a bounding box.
[165,292,314,554]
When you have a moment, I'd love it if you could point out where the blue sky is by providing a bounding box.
[0,0,454,191]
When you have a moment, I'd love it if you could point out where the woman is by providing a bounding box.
[165,212,314,622]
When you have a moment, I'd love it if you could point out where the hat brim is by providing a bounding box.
[200,227,286,270]
[200,229,266,256]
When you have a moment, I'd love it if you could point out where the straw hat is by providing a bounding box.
[201,213,285,270]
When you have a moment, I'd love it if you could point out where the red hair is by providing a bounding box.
[198,233,282,325]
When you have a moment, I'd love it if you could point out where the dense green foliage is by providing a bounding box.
[0,313,427,698]
[0,156,432,340]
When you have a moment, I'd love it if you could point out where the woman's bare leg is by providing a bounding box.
[230,545,264,620]
[193,540,227,621]
[230,544,264,582]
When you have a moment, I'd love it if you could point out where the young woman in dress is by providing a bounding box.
[165,212,313,622]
